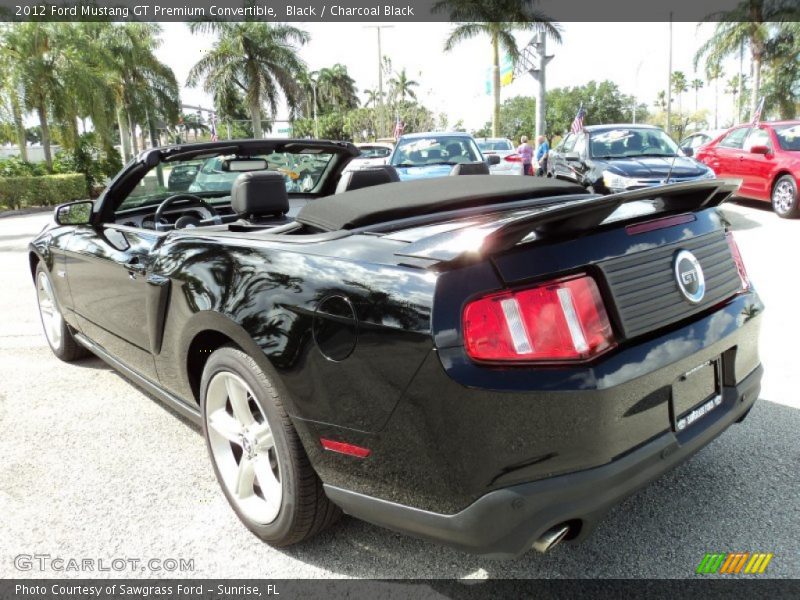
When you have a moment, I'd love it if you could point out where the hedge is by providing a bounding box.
[0,174,88,210]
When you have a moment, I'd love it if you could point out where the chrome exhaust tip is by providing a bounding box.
[532,524,571,554]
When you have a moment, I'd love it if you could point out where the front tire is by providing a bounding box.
[35,263,89,362]
[200,346,340,546]
[772,174,799,218]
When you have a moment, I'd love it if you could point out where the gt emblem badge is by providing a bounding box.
[674,250,705,304]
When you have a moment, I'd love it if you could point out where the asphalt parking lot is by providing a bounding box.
[0,200,798,580]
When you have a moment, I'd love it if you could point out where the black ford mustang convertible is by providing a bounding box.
[29,139,762,558]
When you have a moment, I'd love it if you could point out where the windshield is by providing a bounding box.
[358,146,392,158]
[391,136,481,167]
[118,150,335,211]
[477,139,513,152]
[774,124,800,151]
[589,128,679,159]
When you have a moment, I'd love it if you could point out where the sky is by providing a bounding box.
[158,21,745,134]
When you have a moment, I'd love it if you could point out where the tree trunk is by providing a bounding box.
[737,40,744,122]
[491,32,501,138]
[250,96,263,139]
[750,53,761,119]
[714,79,719,129]
[10,92,27,162]
[36,101,52,173]
[116,105,131,163]
[127,108,139,155]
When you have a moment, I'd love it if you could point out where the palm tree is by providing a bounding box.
[694,0,797,120]
[388,68,420,105]
[0,35,28,161]
[363,88,383,108]
[691,78,704,112]
[2,23,63,171]
[760,23,800,119]
[655,90,667,112]
[671,71,688,118]
[434,0,561,137]
[726,76,742,125]
[79,23,178,161]
[316,63,359,112]
[187,23,309,139]
[706,62,724,128]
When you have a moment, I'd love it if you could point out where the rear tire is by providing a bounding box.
[771,174,799,218]
[200,346,340,546]
[35,263,89,362]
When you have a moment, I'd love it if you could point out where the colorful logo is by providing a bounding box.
[696,552,774,574]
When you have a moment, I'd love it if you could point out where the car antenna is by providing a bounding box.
[664,145,680,185]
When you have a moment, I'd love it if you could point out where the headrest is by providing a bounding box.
[449,161,490,176]
[231,171,289,217]
[336,165,400,194]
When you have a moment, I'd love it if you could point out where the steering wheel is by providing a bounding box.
[153,194,222,231]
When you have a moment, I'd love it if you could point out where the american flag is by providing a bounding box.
[209,112,218,142]
[570,105,586,134]
[392,117,405,139]
[751,97,765,126]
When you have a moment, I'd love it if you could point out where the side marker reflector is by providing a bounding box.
[320,438,371,458]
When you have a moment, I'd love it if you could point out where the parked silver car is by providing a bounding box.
[476,138,524,175]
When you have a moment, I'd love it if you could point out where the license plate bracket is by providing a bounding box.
[672,359,721,432]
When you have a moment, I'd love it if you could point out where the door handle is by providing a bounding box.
[124,257,146,278]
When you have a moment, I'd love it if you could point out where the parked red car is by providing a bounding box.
[694,121,800,218]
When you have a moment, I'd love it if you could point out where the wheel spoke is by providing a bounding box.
[252,455,281,499]
[208,409,244,443]
[225,376,254,426]
[250,422,275,452]
[234,456,256,499]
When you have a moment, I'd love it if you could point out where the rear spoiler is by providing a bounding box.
[394,179,740,268]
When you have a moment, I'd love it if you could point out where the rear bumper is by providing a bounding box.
[324,364,761,559]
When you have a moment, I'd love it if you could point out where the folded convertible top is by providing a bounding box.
[295,176,586,231]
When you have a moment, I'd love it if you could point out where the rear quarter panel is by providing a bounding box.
[150,234,436,432]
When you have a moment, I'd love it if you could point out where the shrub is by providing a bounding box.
[53,133,122,196]
[0,174,87,210]
[0,156,48,177]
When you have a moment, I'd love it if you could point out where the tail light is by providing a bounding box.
[504,154,522,163]
[463,274,615,363]
[725,231,750,291]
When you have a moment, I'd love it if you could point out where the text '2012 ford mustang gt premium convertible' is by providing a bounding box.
[29,139,762,559]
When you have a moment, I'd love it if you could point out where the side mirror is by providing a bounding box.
[565,152,581,162]
[485,154,501,166]
[55,200,93,226]
[681,146,694,157]
[749,144,769,155]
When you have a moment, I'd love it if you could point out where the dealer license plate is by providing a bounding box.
[672,360,721,432]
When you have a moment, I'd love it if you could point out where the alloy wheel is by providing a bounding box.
[773,180,796,215]
[36,271,63,350]
[205,371,282,524]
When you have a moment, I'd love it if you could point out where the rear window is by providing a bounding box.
[358,146,392,158]
[774,124,800,151]
[478,140,513,152]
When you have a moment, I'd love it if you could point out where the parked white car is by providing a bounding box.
[342,142,395,172]
[475,138,524,175]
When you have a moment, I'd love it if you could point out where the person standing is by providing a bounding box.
[517,136,533,175]
[535,135,550,176]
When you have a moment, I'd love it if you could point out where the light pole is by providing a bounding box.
[633,59,644,124]
[515,32,554,140]
[666,13,673,134]
[364,25,393,137]
[311,77,319,138]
